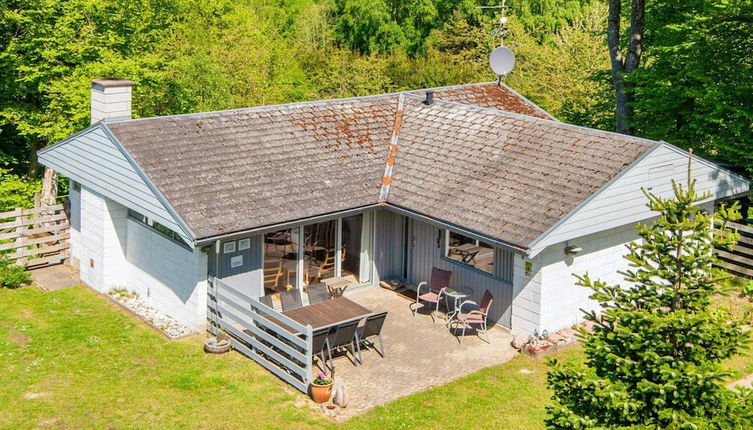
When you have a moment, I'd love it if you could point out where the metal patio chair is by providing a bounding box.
[311,327,333,372]
[306,282,329,304]
[324,319,361,370]
[279,289,302,311]
[450,290,493,343]
[409,267,452,323]
[354,311,388,363]
[258,295,274,308]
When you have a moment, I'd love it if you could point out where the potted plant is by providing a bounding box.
[204,331,231,354]
[310,372,333,403]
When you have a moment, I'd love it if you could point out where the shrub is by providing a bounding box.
[0,257,31,288]
[742,280,753,298]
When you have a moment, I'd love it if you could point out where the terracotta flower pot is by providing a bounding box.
[310,381,333,403]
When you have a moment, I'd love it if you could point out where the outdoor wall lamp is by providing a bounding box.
[564,245,582,256]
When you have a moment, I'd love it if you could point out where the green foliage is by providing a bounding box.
[0,167,40,212]
[742,280,753,299]
[505,1,613,129]
[632,0,753,175]
[0,0,614,187]
[547,176,753,428]
[0,256,30,288]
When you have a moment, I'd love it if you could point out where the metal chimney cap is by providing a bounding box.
[423,90,434,105]
[91,78,135,88]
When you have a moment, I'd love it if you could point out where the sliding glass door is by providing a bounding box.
[260,212,374,304]
[302,219,338,286]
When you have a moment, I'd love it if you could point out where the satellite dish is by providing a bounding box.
[489,46,516,76]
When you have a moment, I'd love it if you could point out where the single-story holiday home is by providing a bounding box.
[39,79,750,337]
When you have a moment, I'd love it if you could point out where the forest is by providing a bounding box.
[0,0,751,209]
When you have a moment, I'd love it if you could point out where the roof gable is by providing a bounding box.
[37,124,193,242]
[526,142,752,256]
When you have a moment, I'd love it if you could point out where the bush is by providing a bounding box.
[0,257,31,288]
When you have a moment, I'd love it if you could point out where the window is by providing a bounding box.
[444,230,495,275]
[128,209,187,246]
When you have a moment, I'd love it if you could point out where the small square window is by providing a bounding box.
[238,238,250,250]
[223,241,236,254]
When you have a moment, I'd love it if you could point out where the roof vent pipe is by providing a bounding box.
[423,90,434,106]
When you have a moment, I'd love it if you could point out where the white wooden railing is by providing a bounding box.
[207,276,313,392]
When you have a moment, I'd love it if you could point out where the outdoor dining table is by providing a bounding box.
[264,296,373,333]
[443,285,474,325]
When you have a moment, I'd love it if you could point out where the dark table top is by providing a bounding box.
[283,296,372,330]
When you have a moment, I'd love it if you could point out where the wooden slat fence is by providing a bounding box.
[207,276,313,393]
[716,220,753,278]
[0,204,70,267]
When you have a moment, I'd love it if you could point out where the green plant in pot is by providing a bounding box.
[310,372,333,403]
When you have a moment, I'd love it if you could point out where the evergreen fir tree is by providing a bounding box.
[547,162,753,428]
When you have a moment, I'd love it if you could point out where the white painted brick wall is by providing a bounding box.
[124,218,207,330]
[71,186,207,331]
[75,186,106,289]
[537,223,639,333]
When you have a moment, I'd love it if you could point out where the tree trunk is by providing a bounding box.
[607,0,645,135]
[27,136,41,178]
[41,167,57,207]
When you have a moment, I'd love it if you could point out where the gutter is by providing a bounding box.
[193,204,382,247]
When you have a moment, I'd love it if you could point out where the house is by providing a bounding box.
[38,78,750,337]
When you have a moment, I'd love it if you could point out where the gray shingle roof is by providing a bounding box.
[387,96,654,247]
[108,96,399,239]
[412,82,554,120]
[104,83,655,247]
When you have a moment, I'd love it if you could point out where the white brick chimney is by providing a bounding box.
[90,78,134,124]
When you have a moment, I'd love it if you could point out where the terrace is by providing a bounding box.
[208,277,516,418]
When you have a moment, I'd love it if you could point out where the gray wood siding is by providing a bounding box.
[494,248,515,283]
[213,234,264,299]
[38,126,190,241]
[406,218,513,327]
[530,144,750,255]
[374,209,406,282]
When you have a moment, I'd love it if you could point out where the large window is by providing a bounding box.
[444,230,494,275]
[128,209,187,247]
[263,228,299,295]
[303,220,337,286]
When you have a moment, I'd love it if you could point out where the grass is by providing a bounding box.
[4,283,753,429]
[0,285,581,429]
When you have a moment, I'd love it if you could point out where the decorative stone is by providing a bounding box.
[332,383,348,408]
[512,334,527,350]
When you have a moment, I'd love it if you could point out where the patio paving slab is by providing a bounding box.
[30,264,80,292]
[315,286,517,420]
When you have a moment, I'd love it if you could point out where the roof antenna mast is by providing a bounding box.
[480,2,516,85]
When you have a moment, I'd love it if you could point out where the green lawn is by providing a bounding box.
[1,285,581,429]
[3,284,751,429]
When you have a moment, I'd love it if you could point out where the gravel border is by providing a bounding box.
[107,289,193,339]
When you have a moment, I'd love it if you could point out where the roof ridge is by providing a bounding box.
[106,81,547,125]
[401,94,661,147]
[378,94,406,202]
